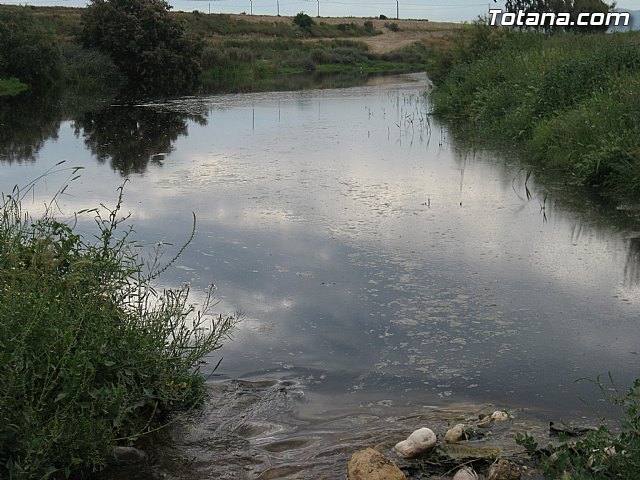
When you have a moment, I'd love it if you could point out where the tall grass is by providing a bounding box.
[0,172,238,478]
[429,25,640,197]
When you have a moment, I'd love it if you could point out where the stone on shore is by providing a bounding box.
[347,447,406,480]
[453,466,479,480]
[393,427,437,458]
[491,410,509,422]
[445,423,468,443]
[111,446,147,464]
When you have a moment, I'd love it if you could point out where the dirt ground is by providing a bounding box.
[228,14,461,53]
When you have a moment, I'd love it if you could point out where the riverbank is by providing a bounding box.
[427,23,640,199]
[0,5,458,96]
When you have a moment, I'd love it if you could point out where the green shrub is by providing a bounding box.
[293,12,314,30]
[0,177,238,478]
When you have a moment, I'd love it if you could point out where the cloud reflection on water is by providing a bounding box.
[3,75,640,415]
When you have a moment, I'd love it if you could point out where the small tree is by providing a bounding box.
[81,0,203,96]
[293,12,314,30]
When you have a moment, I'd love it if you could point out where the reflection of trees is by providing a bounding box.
[0,94,61,163]
[73,106,207,176]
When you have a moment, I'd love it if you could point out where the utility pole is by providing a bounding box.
[250,0,253,15]
[396,0,399,19]
[277,0,279,16]
[317,0,320,17]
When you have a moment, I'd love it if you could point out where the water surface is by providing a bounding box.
[3,73,640,477]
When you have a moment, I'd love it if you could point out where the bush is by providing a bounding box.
[293,12,314,30]
[385,22,400,32]
[0,177,238,478]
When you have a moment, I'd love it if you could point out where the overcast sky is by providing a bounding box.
[2,0,639,22]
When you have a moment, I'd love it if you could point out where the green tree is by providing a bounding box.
[293,12,315,30]
[81,0,203,96]
[0,9,62,89]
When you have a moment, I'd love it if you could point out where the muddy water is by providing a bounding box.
[3,73,640,478]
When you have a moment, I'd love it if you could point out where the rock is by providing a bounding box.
[453,466,479,480]
[487,459,520,480]
[347,447,406,480]
[111,446,147,464]
[445,424,468,443]
[393,427,437,458]
[491,410,509,422]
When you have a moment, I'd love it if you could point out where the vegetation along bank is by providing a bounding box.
[0,178,239,478]
[0,3,456,97]
[427,21,640,199]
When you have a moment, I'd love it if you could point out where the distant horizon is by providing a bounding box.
[1,0,638,23]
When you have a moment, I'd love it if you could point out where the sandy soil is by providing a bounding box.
[227,14,461,53]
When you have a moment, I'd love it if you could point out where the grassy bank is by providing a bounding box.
[0,176,238,478]
[199,38,429,92]
[428,24,640,198]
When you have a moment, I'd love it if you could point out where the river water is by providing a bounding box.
[2,73,639,478]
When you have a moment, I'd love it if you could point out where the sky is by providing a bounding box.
[1,0,638,22]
